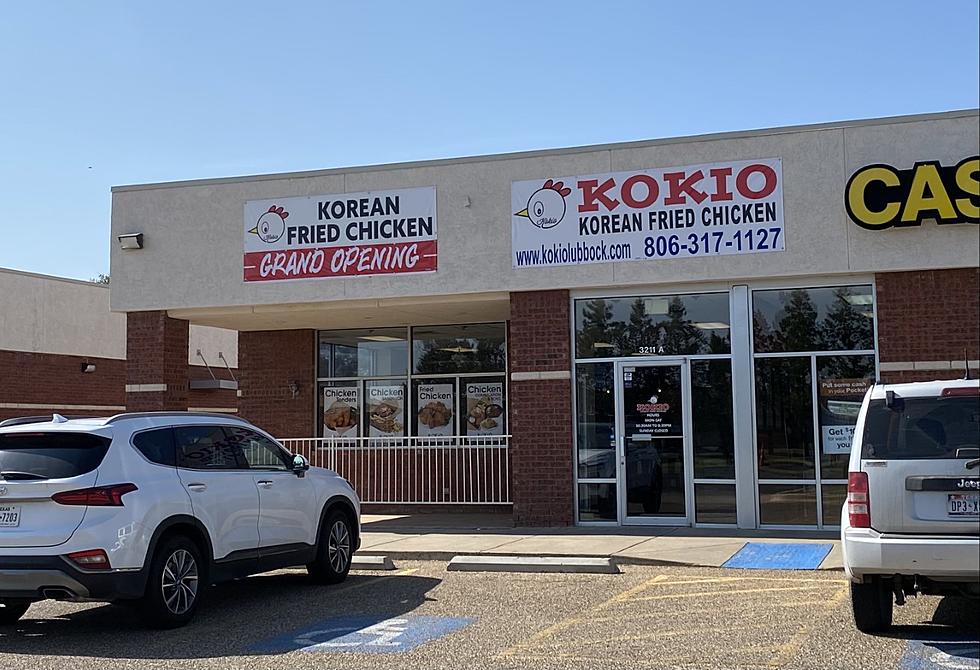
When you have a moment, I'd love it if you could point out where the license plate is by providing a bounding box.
[0,505,20,528]
[948,494,980,517]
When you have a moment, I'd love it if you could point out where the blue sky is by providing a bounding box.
[1,1,978,281]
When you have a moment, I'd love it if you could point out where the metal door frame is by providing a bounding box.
[615,358,694,526]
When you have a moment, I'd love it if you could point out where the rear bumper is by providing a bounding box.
[0,556,146,602]
[842,528,980,582]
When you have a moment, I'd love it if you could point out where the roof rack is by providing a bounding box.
[103,411,250,425]
[0,415,94,428]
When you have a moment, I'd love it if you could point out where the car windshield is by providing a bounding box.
[861,395,980,460]
[0,432,111,480]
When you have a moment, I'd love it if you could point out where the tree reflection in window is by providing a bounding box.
[413,324,506,375]
[753,286,874,354]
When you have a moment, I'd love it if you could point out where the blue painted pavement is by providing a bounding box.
[899,637,979,669]
[722,542,833,570]
[251,615,474,654]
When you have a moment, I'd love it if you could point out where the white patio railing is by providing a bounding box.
[278,435,511,505]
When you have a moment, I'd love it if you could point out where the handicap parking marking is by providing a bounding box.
[252,615,474,654]
[722,542,834,570]
[900,638,980,670]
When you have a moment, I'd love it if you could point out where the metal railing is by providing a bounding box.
[279,435,511,505]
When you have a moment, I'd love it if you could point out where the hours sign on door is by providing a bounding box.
[512,159,785,268]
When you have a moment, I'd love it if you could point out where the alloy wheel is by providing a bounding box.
[161,549,199,615]
[327,520,351,573]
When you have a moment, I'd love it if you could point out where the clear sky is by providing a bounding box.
[1,1,978,281]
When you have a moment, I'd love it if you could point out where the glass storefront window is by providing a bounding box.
[578,483,617,522]
[575,363,615,479]
[821,484,847,526]
[692,359,734,479]
[752,285,874,353]
[412,324,506,374]
[695,484,737,524]
[817,355,876,480]
[759,483,818,525]
[755,357,815,480]
[575,293,731,358]
[319,328,408,378]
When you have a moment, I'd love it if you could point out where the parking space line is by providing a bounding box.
[768,584,849,667]
[630,584,840,602]
[497,574,669,658]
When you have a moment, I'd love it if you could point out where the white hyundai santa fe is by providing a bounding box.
[841,378,979,633]
[0,412,360,628]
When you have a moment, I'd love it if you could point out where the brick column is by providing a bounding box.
[509,290,574,526]
[238,330,316,438]
[126,310,189,412]
[876,269,979,383]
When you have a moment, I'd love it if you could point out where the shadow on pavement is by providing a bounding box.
[878,596,980,667]
[0,570,441,660]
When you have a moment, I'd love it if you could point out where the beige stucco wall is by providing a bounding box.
[110,110,979,323]
[0,267,238,364]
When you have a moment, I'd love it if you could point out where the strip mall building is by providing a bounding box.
[110,110,980,529]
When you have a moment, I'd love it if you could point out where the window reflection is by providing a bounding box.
[753,286,874,353]
[692,360,735,479]
[755,357,815,480]
[576,363,615,479]
[817,355,875,479]
[412,324,506,375]
[318,328,408,378]
[576,293,731,358]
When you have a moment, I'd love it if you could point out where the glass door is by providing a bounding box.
[617,360,693,525]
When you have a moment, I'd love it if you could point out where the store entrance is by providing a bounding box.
[616,360,692,525]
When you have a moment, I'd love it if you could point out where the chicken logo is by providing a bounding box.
[515,179,571,229]
[249,205,289,244]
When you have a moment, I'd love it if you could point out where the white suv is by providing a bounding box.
[0,412,360,628]
[841,378,979,633]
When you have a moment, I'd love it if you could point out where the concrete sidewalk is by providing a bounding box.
[356,513,843,570]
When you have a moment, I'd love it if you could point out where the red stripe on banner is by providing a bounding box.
[243,240,437,282]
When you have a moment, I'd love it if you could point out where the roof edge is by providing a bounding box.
[112,108,980,194]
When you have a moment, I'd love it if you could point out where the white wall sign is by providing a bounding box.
[244,187,437,282]
[512,158,784,268]
[416,383,455,437]
[822,425,856,454]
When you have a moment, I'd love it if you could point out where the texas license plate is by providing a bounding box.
[0,505,20,528]
[948,494,979,517]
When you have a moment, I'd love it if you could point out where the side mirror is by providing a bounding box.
[292,454,310,475]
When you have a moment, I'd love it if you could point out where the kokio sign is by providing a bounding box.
[512,158,785,268]
[244,187,437,282]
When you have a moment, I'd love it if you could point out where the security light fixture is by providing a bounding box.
[358,335,404,342]
[117,233,144,250]
[693,322,730,330]
[81,362,96,373]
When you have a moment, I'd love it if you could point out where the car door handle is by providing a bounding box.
[257,480,274,489]
[186,483,207,492]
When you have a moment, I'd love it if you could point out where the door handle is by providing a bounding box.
[186,483,207,492]
[257,480,274,489]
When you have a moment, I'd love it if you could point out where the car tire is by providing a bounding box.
[308,510,353,585]
[0,599,30,625]
[138,536,204,629]
[851,577,893,633]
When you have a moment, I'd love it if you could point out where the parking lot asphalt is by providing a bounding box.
[1,562,976,670]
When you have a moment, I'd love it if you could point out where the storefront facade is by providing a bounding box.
[110,109,979,528]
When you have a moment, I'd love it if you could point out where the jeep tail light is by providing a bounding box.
[848,471,871,528]
[52,483,138,506]
[66,549,111,570]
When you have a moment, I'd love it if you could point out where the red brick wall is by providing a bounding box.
[238,330,315,438]
[876,268,979,382]
[509,290,574,526]
[188,364,239,411]
[126,311,190,411]
[0,350,125,422]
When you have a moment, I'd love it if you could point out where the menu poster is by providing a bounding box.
[622,368,682,438]
[465,382,505,435]
[322,386,359,438]
[819,378,871,454]
[367,384,405,437]
[416,383,455,436]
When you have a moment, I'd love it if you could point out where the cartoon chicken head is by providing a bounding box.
[515,179,571,229]
[249,205,289,243]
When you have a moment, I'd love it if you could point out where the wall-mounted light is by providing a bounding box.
[81,362,96,373]
[287,381,300,399]
[118,233,144,250]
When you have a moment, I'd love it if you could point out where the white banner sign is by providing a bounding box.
[512,158,784,268]
[244,187,437,282]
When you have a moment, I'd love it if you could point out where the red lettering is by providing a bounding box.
[578,178,620,213]
[709,167,733,202]
[621,174,659,208]
[736,164,777,199]
[663,170,708,205]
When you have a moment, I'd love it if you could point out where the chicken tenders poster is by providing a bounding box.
[512,159,784,268]
[244,186,437,282]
